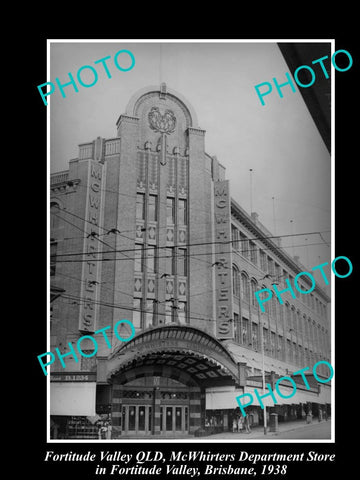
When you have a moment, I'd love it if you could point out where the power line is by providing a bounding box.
[51,228,331,259]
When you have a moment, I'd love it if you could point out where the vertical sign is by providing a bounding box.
[214,180,234,339]
[79,159,103,333]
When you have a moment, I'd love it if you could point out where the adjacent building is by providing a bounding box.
[49,83,331,439]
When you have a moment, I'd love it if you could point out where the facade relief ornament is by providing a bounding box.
[148,107,176,135]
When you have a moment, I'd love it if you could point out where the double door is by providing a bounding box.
[121,404,188,435]
[160,405,188,433]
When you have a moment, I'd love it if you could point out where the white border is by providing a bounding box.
[46,38,335,444]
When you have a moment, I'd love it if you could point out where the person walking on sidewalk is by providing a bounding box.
[244,415,251,434]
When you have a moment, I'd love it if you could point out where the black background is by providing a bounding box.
[22,26,357,480]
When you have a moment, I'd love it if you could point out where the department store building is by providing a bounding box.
[49,84,331,439]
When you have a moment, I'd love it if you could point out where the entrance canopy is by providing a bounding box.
[107,324,240,387]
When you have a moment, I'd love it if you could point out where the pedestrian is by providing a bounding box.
[244,414,251,433]
[232,417,238,433]
[238,415,244,433]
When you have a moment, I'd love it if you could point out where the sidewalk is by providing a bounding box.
[210,418,331,439]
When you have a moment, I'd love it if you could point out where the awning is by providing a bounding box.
[245,386,276,407]
[206,386,241,410]
[50,382,96,416]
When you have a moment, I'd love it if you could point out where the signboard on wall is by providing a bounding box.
[214,180,234,339]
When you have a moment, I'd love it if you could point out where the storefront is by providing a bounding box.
[104,324,242,438]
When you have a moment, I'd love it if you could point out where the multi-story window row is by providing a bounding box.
[231,264,330,373]
[231,221,328,321]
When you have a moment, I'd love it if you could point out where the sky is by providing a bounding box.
[49,40,332,294]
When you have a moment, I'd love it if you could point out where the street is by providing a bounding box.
[271,420,331,439]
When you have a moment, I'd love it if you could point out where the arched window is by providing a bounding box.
[250,278,258,306]
[241,272,250,302]
[232,265,240,297]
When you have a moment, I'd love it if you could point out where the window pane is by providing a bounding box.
[138,406,145,430]
[167,197,175,224]
[178,248,187,276]
[166,407,173,431]
[133,299,141,328]
[149,195,157,222]
[136,193,145,220]
[165,301,174,323]
[166,248,174,275]
[178,302,187,324]
[146,245,156,273]
[145,300,155,328]
[128,406,136,430]
[175,407,182,431]
[242,318,249,344]
[134,244,144,272]
[178,199,187,225]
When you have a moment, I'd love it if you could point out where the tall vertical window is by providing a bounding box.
[275,263,281,281]
[242,318,249,345]
[178,199,187,225]
[250,242,257,264]
[267,257,274,276]
[165,300,175,323]
[251,322,258,350]
[166,197,175,224]
[241,273,249,301]
[263,327,269,352]
[50,202,61,235]
[134,244,144,272]
[136,193,145,220]
[231,225,240,251]
[271,332,276,356]
[132,298,141,328]
[240,232,248,258]
[50,241,57,276]
[145,299,156,328]
[260,250,267,271]
[177,248,187,276]
[178,302,187,324]
[232,266,240,297]
[146,245,156,273]
[250,279,258,306]
[278,335,284,360]
[286,339,292,362]
[148,195,158,222]
[234,313,240,342]
[166,247,175,275]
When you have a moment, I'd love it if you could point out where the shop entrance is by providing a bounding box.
[160,405,188,434]
[121,405,152,435]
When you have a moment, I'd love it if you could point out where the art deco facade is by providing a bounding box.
[49,84,331,439]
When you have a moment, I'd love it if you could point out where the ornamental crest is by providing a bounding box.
[148,107,176,134]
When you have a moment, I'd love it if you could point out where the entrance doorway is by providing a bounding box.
[122,405,152,435]
[160,405,188,434]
